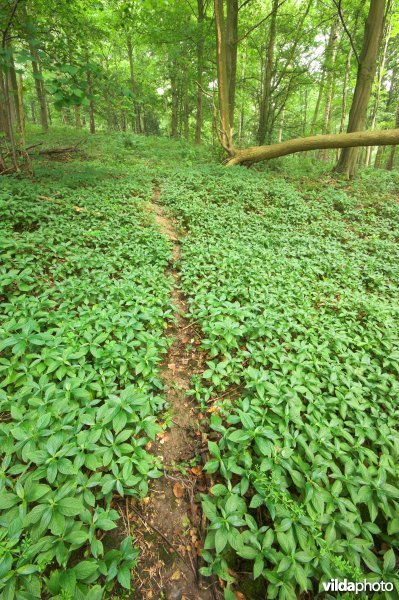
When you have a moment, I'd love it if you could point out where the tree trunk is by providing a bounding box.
[74,105,82,128]
[318,19,339,160]
[170,59,179,138]
[310,74,325,135]
[386,104,399,170]
[86,57,95,134]
[17,74,25,146]
[29,44,48,132]
[127,37,142,134]
[227,128,399,167]
[339,0,365,135]
[257,0,278,145]
[238,48,246,144]
[184,78,189,141]
[8,50,21,129]
[30,101,36,124]
[195,0,205,144]
[0,69,19,171]
[365,20,391,166]
[335,0,385,178]
[278,107,285,142]
[214,0,238,154]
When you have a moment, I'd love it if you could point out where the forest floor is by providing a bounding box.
[1,128,399,600]
[131,189,214,600]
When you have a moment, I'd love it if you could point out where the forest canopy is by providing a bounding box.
[1,0,399,176]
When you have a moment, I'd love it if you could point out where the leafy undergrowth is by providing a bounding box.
[0,147,174,597]
[161,165,399,599]
[2,130,399,599]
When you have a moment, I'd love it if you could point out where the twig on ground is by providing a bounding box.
[130,504,196,575]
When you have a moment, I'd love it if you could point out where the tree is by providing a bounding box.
[335,0,386,177]
[257,0,279,145]
[214,0,238,153]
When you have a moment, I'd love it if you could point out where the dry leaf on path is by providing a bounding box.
[173,482,184,498]
[170,569,181,581]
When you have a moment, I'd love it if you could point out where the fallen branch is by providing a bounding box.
[38,146,79,156]
[226,128,399,166]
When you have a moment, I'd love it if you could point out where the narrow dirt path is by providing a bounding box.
[131,187,214,600]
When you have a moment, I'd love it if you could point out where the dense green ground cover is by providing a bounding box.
[0,140,175,597]
[1,130,399,599]
[161,165,399,598]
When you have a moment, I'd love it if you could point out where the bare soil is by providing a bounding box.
[126,187,215,599]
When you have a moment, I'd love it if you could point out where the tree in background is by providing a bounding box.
[1,0,399,176]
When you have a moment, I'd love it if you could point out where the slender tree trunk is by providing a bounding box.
[170,59,179,138]
[1,69,19,171]
[238,49,246,144]
[278,107,285,142]
[30,101,36,124]
[86,56,95,134]
[127,37,142,133]
[301,90,307,136]
[318,19,339,160]
[214,0,238,154]
[74,105,82,128]
[257,0,278,145]
[0,71,10,140]
[335,0,386,178]
[127,36,135,132]
[195,0,204,144]
[17,74,25,146]
[184,78,189,141]
[8,50,21,128]
[386,104,399,170]
[365,21,391,166]
[29,44,48,132]
[340,48,353,134]
[310,75,325,135]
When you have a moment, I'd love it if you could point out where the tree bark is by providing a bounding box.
[386,104,399,170]
[0,69,19,171]
[86,57,95,134]
[170,59,179,138]
[214,0,238,153]
[195,0,205,144]
[365,20,391,166]
[29,44,48,132]
[257,0,278,145]
[226,128,399,167]
[17,74,25,146]
[127,37,142,134]
[335,0,385,178]
[318,19,339,160]
[74,105,82,128]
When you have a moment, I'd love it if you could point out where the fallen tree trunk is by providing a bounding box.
[38,146,80,155]
[226,128,399,168]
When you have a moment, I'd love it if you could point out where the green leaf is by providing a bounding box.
[215,528,228,554]
[74,560,98,580]
[117,565,131,589]
[384,549,396,573]
[57,498,84,517]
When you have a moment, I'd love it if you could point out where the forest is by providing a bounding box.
[1,0,399,599]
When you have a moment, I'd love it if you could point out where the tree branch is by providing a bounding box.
[238,0,288,42]
[2,0,23,48]
[331,0,360,65]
